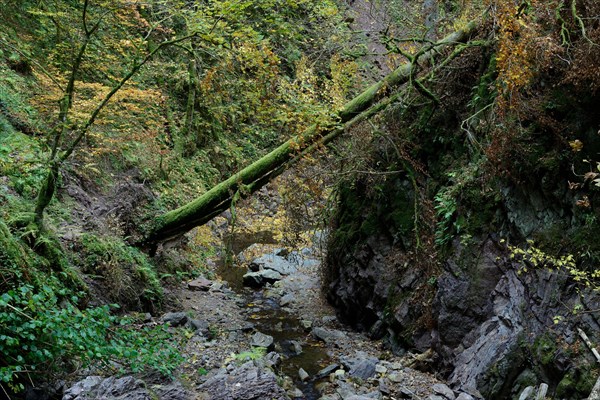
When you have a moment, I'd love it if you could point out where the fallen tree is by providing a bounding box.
[145,20,479,245]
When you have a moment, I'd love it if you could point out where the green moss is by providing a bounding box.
[556,367,598,399]
[532,333,558,366]
[479,341,526,399]
[76,233,162,309]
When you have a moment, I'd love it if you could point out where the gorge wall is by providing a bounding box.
[323,32,600,398]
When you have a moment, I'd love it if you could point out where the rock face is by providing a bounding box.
[197,361,287,400]
[326,181,600,398]
[62,376,190,400]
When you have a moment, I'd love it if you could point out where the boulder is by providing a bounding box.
[198,362,287,400]
[340,352,379,381]
[315,363,340,379]
[187,277,212,291]
[62,377,103,400]
[312,327,346,344]
[243,269,283,287]
[251,331,275,351]
[299,368,309,381]
[161,312,188,327]
[250,253,297,275]
[62,376,165,400]
[186,319,209,335]
[432,383,455,399]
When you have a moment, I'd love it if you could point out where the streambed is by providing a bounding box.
[216,232,331,399]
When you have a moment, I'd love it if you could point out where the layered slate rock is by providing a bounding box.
[63,376,189,400]
[197,361,287,400]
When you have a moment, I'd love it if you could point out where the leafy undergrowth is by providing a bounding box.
[0,223,184,397]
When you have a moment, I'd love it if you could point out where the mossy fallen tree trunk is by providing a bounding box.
[145,21,478,245]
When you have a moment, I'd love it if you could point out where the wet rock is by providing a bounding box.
[518,387,534,400]
[456,394,475,400]
[315,363,340,379]
[187,277,212,291]
[251,331,275,351]
[243,269,283,287]
[198,361,287,400]
[250,253,297,275]
[299,368,310,381]
[535,383,548,400]
[289,340,303,355]
[312,327,346,344]
[227,321,255,332]
[432,383,455,399]
[161,312,188,327]
[289,388,304,398]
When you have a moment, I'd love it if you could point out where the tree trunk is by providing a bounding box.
[178,58,198,157]
[145,20,478,245]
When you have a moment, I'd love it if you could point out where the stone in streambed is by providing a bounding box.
[186,318,209,335]
[298,368,309,381]
[341,353,378,380]
[243,269,283,287]
[250,253,297,275]
[187,277,212,291]
[251,331,274,351]
[161,312,188,327]
[312,327,346,344]
[432,383,456,399]
[198,361,287,400]
[315,363,340,379]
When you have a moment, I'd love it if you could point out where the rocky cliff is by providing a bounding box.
[324,31,600,398]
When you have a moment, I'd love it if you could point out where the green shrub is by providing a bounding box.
[0,276,182,395]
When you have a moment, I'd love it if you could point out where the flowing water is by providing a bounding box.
[216,232,330,399]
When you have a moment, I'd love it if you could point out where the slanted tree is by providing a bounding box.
[145,20,480,245]
[27,0,196,236]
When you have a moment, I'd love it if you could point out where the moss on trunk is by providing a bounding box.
[146,21,479,245]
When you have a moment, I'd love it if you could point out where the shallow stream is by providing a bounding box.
[216,232,330,399]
